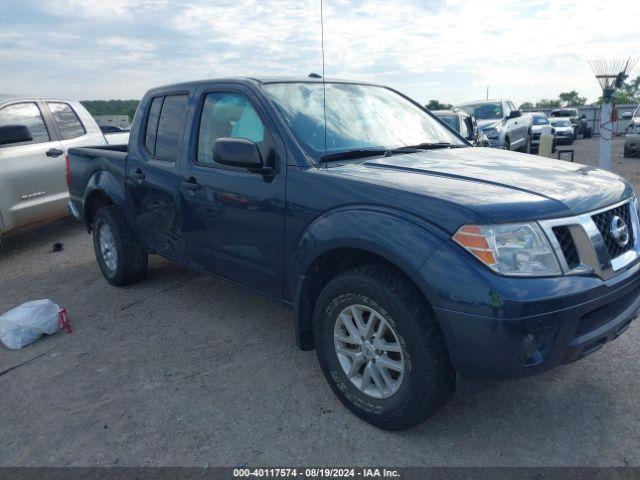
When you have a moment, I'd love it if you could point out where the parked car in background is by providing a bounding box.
[99,124,130,145]
[624,104,640,158]
[550,108,592,139]
[68,77,640,430]
[549,117,574,145]
[432,109,489,146]
[456,99,532,152]
[525,112,556,152]
[0,95,127,236]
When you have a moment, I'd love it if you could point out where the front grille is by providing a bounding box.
[553,226,580,269]
[592,203,635,259]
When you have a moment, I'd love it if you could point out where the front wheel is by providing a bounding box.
[93,205,148,286]
[313,265,455,430]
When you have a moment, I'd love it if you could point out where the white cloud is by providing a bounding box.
[0,0,638,104]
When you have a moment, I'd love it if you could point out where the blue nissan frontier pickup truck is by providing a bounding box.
[67,77,640,430]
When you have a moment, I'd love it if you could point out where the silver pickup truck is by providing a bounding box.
[0,96,128,236]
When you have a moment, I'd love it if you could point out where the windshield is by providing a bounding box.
[436,114,460,132]
[552,110,576,117]
[551,119,571,127]
[263,82,464,161]
[532,115,549,125]
[459,102,503,120]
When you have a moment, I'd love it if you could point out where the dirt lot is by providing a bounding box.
[1,137,639,467]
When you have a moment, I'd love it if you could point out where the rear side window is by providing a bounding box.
[144,96,163,155]
[155,95,188,162]
[0,102,50,145]
[47,102,85,139]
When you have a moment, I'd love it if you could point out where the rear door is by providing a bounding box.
[125,92,190,261]
[178,84,286,296]
[0,101,64,233]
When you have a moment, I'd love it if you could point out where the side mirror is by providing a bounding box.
[0,125,33,146]
[508,110,522,119]
[213,137,264,170]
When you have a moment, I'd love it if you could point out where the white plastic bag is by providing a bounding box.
[0,299,66,350]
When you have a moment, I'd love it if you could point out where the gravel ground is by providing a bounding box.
[0,136,638,467]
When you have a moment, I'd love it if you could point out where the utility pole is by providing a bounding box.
[486,86,489,100]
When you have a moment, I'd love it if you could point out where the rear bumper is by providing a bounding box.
[429,261,640,382]
[68,200,82,220]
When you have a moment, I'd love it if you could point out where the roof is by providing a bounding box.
[146,76,386,94]
[0,94,74,105]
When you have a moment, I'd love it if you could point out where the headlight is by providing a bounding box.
[483,127,499,139]
[453,223,561,277]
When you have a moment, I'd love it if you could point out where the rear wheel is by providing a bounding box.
[624,144,634,158]
[313,265,455,430]
[93,205,148,286]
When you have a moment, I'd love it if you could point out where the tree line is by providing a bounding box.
[80,99,140,122]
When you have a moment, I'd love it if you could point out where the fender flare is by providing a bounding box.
[81,169,126,225]
[288,205,449,349]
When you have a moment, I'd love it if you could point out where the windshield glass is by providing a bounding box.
[263,82,464,161]
[551,119,571,127]
[459,102,503,120]
[532,115,549,125]
[436,114,460,132]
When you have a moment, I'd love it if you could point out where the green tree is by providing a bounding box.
[519,101,534,110]
[558,90,586,106]
[80,100,140,122]
[616,74,640,104]
[426,99,452,110]
[535,98,561,109]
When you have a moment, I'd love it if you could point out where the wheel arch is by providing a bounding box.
[82,170,126,230]
[288,207,447,350]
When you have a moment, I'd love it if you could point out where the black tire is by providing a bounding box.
[313,265,455,430]
[92,205,148,286]
[584,127,592,139]
[624,144,634,158]
[504,137,511,150]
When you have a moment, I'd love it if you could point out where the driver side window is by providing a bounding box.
[197,93,265,165]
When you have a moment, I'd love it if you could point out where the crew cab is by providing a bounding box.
[68,78,640,430]
[0,95,127,236]
[456,99,532,152]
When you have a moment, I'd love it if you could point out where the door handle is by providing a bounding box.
[130,170,146,181]
[181,178,201,191]
[46,148,64,157]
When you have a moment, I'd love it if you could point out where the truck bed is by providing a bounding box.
[67,144,128,210]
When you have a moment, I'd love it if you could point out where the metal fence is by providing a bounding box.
[523,104,638,135]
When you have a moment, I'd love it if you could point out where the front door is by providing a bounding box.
[0,101,64,233]
[126,92,190,261]
[179,86,286,297]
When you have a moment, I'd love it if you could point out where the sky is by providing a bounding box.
[1,0,639,106]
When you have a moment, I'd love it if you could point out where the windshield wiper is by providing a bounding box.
[320,148,388,162]
[320,142,463,163]
[400,142,463,150]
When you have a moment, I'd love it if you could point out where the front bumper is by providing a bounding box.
[432,265,640,381]
[420,215,640,382]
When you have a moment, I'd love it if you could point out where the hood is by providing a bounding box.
[328,147,633,229]
[476,119,503,130]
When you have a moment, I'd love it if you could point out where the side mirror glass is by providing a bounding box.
[509,110,522,119]
[213,137,264,170]
[0,124,33,146]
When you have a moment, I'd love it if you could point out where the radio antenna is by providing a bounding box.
[320,0,328,161]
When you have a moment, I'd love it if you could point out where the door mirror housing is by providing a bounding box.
[0,125,33,146]
[508,110,522,119]
[213,137,264,170]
